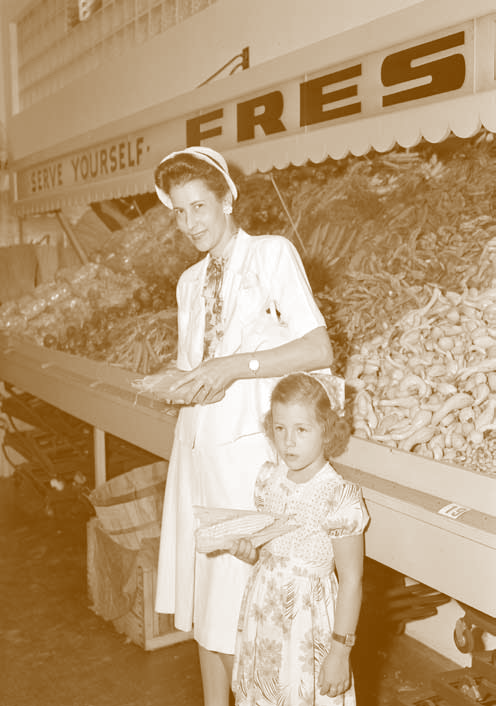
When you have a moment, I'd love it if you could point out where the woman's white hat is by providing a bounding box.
[154,146,238,209]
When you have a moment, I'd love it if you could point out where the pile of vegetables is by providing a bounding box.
[0,264,180,372]
[347,283,496,473]
[0,263,144,346]
[235,132,496,474]
[235,133,496,372]
[0,204,195,371]
[1,131,496,475]
[105,308,178,374]
[95,200,198,289]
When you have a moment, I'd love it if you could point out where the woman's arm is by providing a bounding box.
[318,533,364,698]
[167,325,333,405]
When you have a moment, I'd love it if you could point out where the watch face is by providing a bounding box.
[249,358,260,373]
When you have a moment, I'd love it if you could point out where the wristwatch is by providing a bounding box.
[332,631,356,647]
[248,357,260,375]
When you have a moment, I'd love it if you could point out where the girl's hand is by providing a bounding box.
[317,646,352,698]
[229,538,259,564]
[167,358,235,405]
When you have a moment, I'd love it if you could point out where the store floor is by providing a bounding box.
[0,476,459,706]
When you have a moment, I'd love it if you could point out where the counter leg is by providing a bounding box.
[93,427,106,486]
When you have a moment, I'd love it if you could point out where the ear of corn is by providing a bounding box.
[194,506,298,553]
[249,518,299,548]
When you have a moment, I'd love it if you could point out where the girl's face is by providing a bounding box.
[169,179,233,258]
[271,400,326,482]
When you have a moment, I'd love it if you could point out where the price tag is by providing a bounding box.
[438,503,471,519]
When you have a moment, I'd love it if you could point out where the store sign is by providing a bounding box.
[25,137,147,196]
[186,29,469,146]
[15,15,494,204]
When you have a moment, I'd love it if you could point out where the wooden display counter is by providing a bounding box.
[335,443,496,619]
[0,333,178,485]
[1,333,495,618]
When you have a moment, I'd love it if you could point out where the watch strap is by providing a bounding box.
[332,631,356,647]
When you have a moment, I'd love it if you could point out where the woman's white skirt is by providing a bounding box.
[155,408,274,654]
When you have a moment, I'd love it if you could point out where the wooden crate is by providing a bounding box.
[87,517,193,650]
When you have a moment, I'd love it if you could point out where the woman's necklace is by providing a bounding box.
[202,233,237,361]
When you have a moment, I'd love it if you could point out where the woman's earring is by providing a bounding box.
[223,203,233,216]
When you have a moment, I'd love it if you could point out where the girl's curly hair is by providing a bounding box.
[264,372,351,459]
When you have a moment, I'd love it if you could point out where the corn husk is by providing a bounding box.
[194,506,298,553]
[131,368,185,402]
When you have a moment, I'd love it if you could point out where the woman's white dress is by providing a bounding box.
[155,229,328,653]
[232,461,369,705]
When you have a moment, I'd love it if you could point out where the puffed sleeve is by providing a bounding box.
[254,461,276,511]
[323,481,369,538]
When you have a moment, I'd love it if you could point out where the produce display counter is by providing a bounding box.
[1,333,495,619]
[0,334,178,484]
[336,442,496,619]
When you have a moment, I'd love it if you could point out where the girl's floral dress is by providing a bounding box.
[232,461,369,706]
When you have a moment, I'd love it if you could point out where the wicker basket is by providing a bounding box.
[87,518,193,650]
[89,461,168,550]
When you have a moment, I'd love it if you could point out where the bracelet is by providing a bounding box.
[332,631,356,647]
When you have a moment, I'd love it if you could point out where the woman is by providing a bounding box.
[153,146,334,706]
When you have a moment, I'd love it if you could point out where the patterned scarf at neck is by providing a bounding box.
[202,256,226,361]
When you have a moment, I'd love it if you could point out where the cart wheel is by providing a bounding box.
[454,618,475,654]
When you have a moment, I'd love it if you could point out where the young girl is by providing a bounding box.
[230,372,369,705]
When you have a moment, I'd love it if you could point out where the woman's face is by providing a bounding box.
[169,178,232,258]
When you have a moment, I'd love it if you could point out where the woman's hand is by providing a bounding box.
[317,645,352,698]
[167,358,236,405]
[229,538,259,564]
